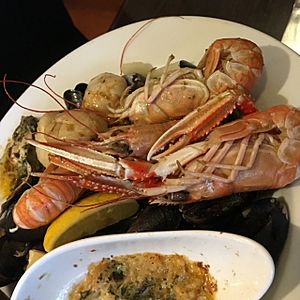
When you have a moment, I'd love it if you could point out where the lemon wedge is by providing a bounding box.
[43,193,139,252]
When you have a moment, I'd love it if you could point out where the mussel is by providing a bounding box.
[74,83,88,96]
[63,82,87,109]
[228,196,289,263]
[123,73,146,93]
[0,237,31,287]
[0,199,47,286]
[179,60,197,69]
[180,192,252,228]
[127,205,182,233]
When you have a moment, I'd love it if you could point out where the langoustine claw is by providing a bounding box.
[147,89,241,160]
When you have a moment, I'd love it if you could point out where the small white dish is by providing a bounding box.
[11,231,274,300]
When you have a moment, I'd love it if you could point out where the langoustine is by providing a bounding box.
[85,120,177,159]
[27,104,300,207]
[8,106,109,229]
[150,104,300,203]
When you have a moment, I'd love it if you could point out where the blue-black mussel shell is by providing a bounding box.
[63,83,88,109]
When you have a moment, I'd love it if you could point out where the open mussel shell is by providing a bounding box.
[180,191,289,263]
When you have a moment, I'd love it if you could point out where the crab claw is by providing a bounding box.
[147,90,241,161]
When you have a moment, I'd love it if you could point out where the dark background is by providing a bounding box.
[112,0,294,40]
[0,0,87,119]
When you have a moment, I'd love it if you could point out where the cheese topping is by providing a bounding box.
[69,252,217,300]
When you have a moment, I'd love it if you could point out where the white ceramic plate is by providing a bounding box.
[0,16,300,299]
[10,231,274,300]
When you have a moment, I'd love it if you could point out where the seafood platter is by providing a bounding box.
[0,16,300,299]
